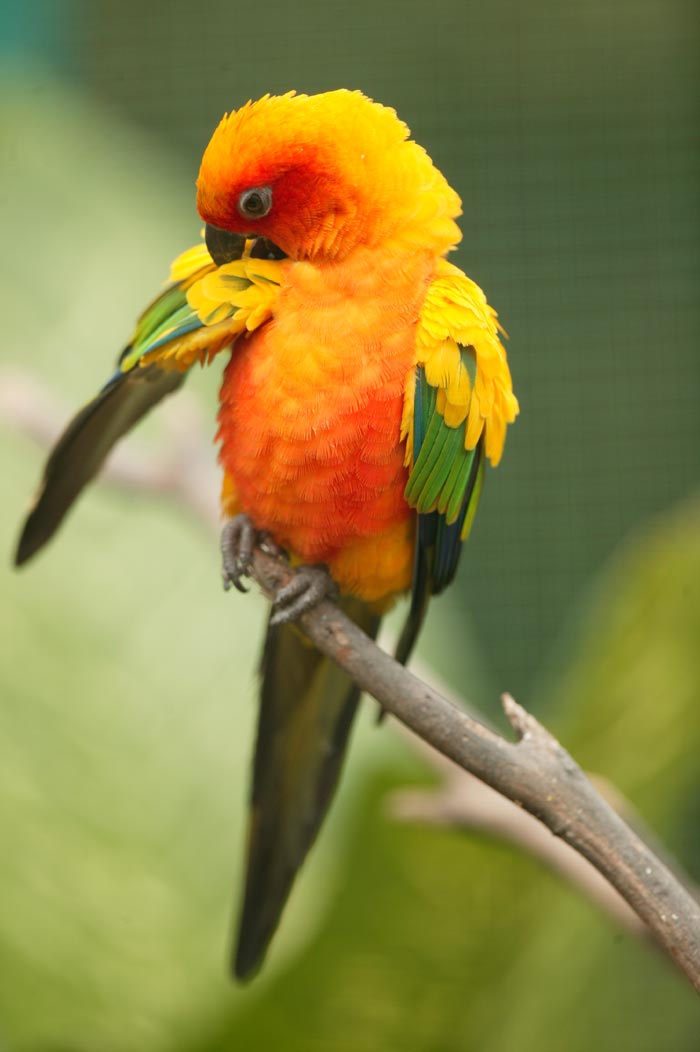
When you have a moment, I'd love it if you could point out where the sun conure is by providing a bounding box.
[15,89,519,979]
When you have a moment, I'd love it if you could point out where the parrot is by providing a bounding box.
[15,89,519,979]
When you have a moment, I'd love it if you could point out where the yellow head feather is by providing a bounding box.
[196,90,462,262]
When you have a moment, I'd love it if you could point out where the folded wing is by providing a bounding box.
[397,259,519,660]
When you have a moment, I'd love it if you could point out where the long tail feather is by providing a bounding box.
[233,596,380,979]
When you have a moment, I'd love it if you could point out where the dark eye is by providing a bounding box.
[237,186,273,219]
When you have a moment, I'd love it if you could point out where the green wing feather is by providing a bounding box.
[119,286,206,372]
[405,357,485,589]
[396,362,484,665]
[404,348,480,528]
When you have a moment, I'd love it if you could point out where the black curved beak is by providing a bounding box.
[205,224,247,266]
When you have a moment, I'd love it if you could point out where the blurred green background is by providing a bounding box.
[1,0,699,1048]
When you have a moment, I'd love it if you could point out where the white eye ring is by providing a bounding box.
[237,186,273,219]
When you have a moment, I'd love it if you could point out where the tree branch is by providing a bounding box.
[248,545,700,994]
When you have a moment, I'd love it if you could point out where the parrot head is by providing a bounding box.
[196,89,461,265]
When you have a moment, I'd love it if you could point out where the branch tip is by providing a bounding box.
[501,692,532,740]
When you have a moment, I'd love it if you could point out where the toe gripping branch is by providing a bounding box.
[220,515,337,624]
[221,514,259,593]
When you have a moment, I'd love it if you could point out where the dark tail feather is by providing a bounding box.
[233,596,380,980]
[369,531,432,726]
[394,522,433,667]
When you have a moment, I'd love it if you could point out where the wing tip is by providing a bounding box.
[232,929,267,982]
[14,542,31,568]
[232,881,280,981]
[230,832,283,982]
[13,515,44,567]
[14,484,58,567]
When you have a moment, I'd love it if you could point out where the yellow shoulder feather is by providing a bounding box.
[402,259,518,467]
[141,244,287,371]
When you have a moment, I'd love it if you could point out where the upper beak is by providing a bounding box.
[205,224,247,266]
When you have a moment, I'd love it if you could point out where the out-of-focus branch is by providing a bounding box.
[1,368,219,529]
[6,368,700,991]
[387,720,647,934]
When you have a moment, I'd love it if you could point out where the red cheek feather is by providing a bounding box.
[197,148,342,256]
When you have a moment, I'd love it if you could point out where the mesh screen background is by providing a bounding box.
[67,0,700,696]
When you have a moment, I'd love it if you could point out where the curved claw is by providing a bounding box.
[220,514,257,593]
[221,516,289,594]
[270,565,337,627]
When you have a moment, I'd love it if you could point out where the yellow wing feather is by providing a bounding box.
[403,258,518,468]
[140,245,288,372]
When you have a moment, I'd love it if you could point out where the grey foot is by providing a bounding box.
[270,565,337,627]
[220,514,282,593]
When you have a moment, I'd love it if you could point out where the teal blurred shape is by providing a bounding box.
[0,0,72,68]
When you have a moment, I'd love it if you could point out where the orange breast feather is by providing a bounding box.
[217,251,432,601]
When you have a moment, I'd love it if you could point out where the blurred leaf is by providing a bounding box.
[549,498,700,855]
